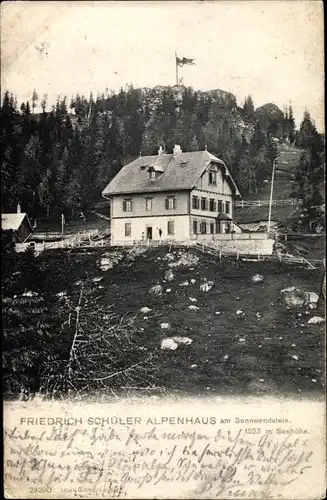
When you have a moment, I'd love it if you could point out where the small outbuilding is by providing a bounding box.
[1,212,33,243]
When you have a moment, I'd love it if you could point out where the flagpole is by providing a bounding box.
[175,51,178,86]
[267,159,276,233]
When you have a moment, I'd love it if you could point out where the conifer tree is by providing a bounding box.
[31,89,38,114]
[288,105,295,144]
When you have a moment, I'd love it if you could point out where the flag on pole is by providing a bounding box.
[176,56,196,67]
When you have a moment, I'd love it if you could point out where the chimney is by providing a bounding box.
[158,145,164,156]
[173,144,182,155]
[17,203,21,214]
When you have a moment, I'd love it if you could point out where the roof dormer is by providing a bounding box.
[148,164,164,181]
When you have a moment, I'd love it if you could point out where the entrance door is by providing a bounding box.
[146,226,153,240]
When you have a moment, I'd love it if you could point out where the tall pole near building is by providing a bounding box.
[61,213,65,239]
[175,51,179,86]
[267,158,276,233]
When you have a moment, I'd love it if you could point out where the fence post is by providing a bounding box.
[258,200,261,207]
[237,251,239,260]
[284,234,287,241]
[219,250,221,260]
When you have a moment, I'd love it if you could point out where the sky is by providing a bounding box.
[1,1,324,131]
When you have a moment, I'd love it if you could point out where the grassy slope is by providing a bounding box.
[34,212,110,234]
[235,143,303,224]
[235,142,325,260]
[33,246,325,398]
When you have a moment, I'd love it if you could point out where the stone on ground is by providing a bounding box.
[304,292,319,304]
[22,290,39,297]
[149,284,163,296]
[252,274,264,283]
[307,316,325,324]
[99,251,124,271]
[140,306,152,313]
[281,286,306,307]
[173,336,193,345]
[179,281,189,287]
[165,269,175,282]
[160,338,178,350]
[168,252,199,268]
[200,281,214,292]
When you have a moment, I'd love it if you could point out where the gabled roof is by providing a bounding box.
[1,213,33,232]
[102,150,241,197]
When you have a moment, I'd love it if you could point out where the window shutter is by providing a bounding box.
[165,198,169,209]
[123,200,126,212]
[130,200,133,212]
[173,198,176,209]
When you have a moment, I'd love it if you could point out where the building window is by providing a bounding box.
[200,221,207,234]
[145,198,152,211]
[165,196,176,210]
[217,200,223,212]
[209,198,216,212]
[225,201,230,214]
[193,220,198,234]
[201,197,208,211]
[210,223,215,234]
[192,195,199,209]
[208,171,217,186]
[123,199,132,212]
[150,170,156,181]
[125,223,131,237]
[167,221,174,236]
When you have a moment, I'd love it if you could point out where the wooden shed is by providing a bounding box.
[1,213,33,243]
